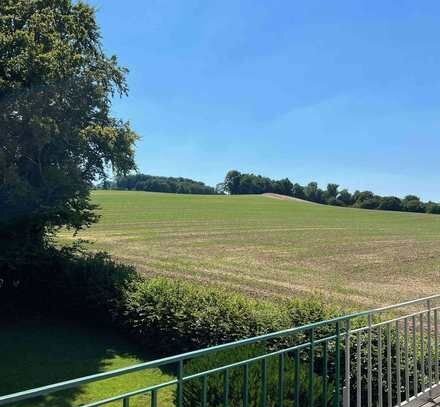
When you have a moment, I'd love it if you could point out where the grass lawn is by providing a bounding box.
[0,318,174,407]
[61,190,440,309]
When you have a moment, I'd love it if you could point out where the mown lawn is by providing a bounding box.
[0,318,174,407]
[62,190,440,308]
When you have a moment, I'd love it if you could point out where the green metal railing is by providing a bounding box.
[1,294,439,406]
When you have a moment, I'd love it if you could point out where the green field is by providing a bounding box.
[0,318,174,406]
[64,190,440,308]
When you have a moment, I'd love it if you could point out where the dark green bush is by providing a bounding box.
[180,344,334,406]
[0,247,138,320]
[121,278,292,354]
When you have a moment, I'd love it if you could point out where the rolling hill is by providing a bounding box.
[61,190,440,308]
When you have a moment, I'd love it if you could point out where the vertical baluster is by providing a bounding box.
[151,390,158,407]
[420,313,425,393]
[278,353,284,407]
[387,323,392,407]
[344,320,351,407]
[404,318,409,403]
[123,397,129,407]
[243,363,249,407]
[323,341,328,407]
[378,325,383,407]
[427,300,433,398]
[412,315,418,397]
[356,332,361,407]
[224,369,229,407]
[396,320,401,406]
[368,314,372,407]
[309,328,315,407]
[295,350,300,407]
[435,309,439,385]
[334,321,341,407]
[177,360,184,407]
[202,375,208,407]
[261,358,267,407]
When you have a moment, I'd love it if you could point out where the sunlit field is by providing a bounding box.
[63,190,440,309]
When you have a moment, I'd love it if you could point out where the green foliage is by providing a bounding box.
[121,278,291,354]
[338,189,354,205]
[224,170,242,194]
[378,196,402,211]
[222,171,439,215]
[402,195,425,213]
[273,178,294,196]
[0,0,138,265]
[426,201,440,214]
[0,247,139,319]
[120,278,338,355]
[223,170,294,196]
[181,345,333,406]
[325,183,339,199]
[292,183,306,199]
[114,174,216,194]
[304,182,324,203]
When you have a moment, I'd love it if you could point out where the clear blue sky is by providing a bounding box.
[92,0,440,200]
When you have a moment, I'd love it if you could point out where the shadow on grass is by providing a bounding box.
[0,317,174,407]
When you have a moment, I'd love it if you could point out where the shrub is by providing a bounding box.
[180,344,334,407]
[0,247,138,320]
[426,202,440,214]
[121,278,292,354]
[378,196,402,211]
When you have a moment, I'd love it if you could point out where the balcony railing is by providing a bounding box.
[1,294,439,406]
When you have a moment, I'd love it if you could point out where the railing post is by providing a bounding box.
[344,319,351,407]
[309,328,315,407]
[367,313,372,407]
[335,321,341,407]
[177,360,183,407]
[427,299,433,400]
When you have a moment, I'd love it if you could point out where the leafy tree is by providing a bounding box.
[221,171,440,215]
[0,0,138,263]
[273,178,293,196]
[305,182,324,203]
[338,189,354,206]
[378,197,402,211]
[353,191,380,209]
[326,183,339,198]
[402,195,425,213]
[115,174,215,194]
[292,183,306,200]
[426,202,440,214]
[215,183,225,195]
[224,170,242,194]
[327,197,344,206]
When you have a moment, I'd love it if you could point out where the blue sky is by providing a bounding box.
[92,0,440,200]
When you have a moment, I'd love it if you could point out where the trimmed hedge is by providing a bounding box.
[122,278,286,354]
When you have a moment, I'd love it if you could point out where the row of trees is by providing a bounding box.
[110,174,216,194]
[223,171,440,214]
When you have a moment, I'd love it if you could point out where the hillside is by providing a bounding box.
[62,190,440,308]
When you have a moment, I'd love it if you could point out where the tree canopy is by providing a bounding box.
[112,174,216,195]
[0,0,138,261]
[222,170,440,215]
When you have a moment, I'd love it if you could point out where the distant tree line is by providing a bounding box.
[107,174,216,195]
[224,170,440,214]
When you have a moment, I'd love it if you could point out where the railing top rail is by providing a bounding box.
[1,292,439,405]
